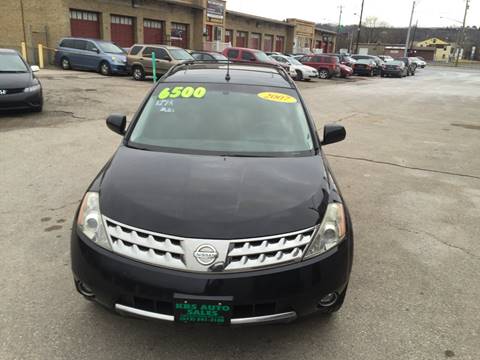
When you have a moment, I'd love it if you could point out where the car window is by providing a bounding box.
[211,53,228,61]
[242,51,256,61]
[142,47,154,57]
[129,45,143,56]
[254,51,272,62]
[192,53,203,60]
[129,83,314,157]
[156,48,170,60]
[60,39,74,48]
[313,56,323,62]
[72,40,87,50]
[226,49,239,59]
[85,41,97,52]
[0,52,28,72]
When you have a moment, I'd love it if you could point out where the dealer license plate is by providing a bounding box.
[174,294,233,325]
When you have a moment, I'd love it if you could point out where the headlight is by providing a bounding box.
[24,84,41,92]
[304,203,346,259]
[77,192,112,251]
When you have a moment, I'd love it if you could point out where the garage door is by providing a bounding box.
[111,15,134,48]
[144,19,164,44]
[70,9,100,39]
[171,23,188,48]
[264,35,273,52]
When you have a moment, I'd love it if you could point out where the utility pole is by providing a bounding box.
[354,0,365,54]
[455,0,470,67]
[410,20,418,51]
[337,5,343,33]
[404,1,416,57]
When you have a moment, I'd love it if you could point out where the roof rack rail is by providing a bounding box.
[161,59,295,88]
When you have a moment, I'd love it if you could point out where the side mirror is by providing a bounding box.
[106,114,127,135]
[31,65,40,72]
[162,55,172,62]
[94,48,100,54]
[322,124,346,146]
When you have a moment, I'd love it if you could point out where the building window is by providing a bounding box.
[171,22,188,48]
[70,10,98,22]
[111,15,133,25]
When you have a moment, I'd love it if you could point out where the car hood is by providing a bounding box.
[99,146,330,239]
[0,72,32,89]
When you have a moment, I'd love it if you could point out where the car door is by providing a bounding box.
[154,48,172,75]
[140,47,154,75]
[84,41,101,70]
[67,40,86,68]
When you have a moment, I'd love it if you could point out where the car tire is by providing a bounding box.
[132,66,146,81]
[318,286,348,314]
[99,61,111,76]
[318,69,329,79]
[295,70,303,81]
[61,57,71,70]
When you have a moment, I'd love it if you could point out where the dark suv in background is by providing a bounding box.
[55,37,127,76]
[351,55,384,76]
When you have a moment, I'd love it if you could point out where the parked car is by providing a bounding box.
[352,59,377,76]
[71,61,353,325]
[269,54,318,80]
[223,47,290,73]
[339,63,353,78]
[127,44,194,81]
[378,55,394,62]
[409,57,426,68]
[298,54,340,79]
[190,51,228,61]
[55,37,128,76]
[0,48,43,112]
[398,57,417,76]
[381,60,408,78]
[351,55,384,75]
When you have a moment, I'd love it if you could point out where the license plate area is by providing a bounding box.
[174,294,233,325]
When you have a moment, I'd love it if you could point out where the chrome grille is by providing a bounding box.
[104,216,315,273]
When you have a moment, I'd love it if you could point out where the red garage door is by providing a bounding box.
[250,33,261,50]
[144,19,164,44]
[275,36,285,52]
[264,35,273,52]
[171,23,188,48]
[70,9,100,39]
[111,15,134,48]
[236,31,247,48]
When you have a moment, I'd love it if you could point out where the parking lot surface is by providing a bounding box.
[1,67,479,360]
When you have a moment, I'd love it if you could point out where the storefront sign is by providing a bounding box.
[207,0,225,20]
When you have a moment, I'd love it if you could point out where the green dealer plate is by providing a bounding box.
[174,294,233,325]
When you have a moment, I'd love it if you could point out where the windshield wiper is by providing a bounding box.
[0,70,27,73]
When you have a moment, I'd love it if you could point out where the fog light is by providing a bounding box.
[75,280,95,298]
[318,292,338,307]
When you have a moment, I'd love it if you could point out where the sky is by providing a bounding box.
[226,0,479,28]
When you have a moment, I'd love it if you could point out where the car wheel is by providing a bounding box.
[99,62,111,76]
[318,70,329,79]
[318,286,348,314]
[295,70,303,81]
[61,57,71,70]
[132,66,146,81]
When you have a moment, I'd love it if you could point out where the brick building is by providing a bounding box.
[0,0,336,63]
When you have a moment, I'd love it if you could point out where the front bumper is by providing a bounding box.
[71,227,353,324]
[0,89,43,111]
[111,63,129,75]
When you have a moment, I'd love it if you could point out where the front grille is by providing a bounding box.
[104,216,315,273]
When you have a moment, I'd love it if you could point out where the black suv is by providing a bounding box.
[71,62,353,325]
[351,54,385,76]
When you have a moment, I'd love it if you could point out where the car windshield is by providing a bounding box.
[129,83,314,157]
[0,53,28,72]
[97,42,124,54]
[287,57,302,65]
[356,59,373,64]
[169,49,194,60]
[255,51,272,62]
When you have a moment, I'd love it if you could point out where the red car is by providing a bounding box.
[298,54,340,79]
[339,63,353,78]
[223,47,290,72]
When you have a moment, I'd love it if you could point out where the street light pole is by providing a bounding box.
[455,0,470,67]
[354,0,365,54]
[404,0,416,57]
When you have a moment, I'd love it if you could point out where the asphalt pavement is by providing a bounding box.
[0,66,479,360]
